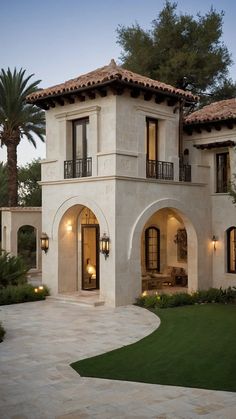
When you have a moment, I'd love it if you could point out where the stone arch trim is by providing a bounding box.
[128,198,199,291]
[51,195,109,240]
[128,198,199,260]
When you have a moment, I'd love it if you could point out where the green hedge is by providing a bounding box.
[0,284,50,306]
[136,287,236,309]
[0,322,5,342]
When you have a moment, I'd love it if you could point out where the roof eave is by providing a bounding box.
[183,117,236,135]
[27,78,197,109]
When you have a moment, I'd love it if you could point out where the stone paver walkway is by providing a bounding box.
[0,300,235,418]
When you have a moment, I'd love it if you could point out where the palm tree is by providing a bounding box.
[0,68,45,206]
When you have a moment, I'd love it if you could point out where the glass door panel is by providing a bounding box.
[82,225,99,290]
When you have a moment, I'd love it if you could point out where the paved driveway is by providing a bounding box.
[0,300,235,418]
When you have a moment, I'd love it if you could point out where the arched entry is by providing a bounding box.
[128,199,199,297]
[58,205,100,293]
[17,225,37,269]
[141,209,189,293]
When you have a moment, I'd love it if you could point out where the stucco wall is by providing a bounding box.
[39,91,236,306]
[184,126,236,290]
[1,207,42,272]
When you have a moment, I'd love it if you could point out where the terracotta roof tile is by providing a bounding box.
[184,98,236,125]
[27,59,197,103]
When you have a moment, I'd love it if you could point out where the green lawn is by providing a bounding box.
[71,304,236,392]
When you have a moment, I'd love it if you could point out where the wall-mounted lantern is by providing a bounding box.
[212,235,218,251]
[100,233,110,259]
[40,232,49,253]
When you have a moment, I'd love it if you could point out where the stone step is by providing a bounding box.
[46,294,105,307]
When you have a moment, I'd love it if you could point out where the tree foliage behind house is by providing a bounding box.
[0,160,42,207]
[18,159,42,206]
[0,68,45,206]
[117,1,236,105]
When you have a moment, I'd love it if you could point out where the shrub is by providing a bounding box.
[166,292,193,307]
[0,250,28,288]
[0,284,50,306]
[136,287,236,309]
[192,287,236,305]
[143,294,159,308]
[0,322,5,342]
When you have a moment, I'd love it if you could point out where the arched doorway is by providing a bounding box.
[141,209,189,293]
[17,225,37,269]
[58,205,100,293]
[128,199,198,300]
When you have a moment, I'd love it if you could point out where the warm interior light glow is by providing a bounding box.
[142,291,148,297]
[39,286,44,290]
[34,288,38,293]
[66,223,72,232]
[86,259,96,276]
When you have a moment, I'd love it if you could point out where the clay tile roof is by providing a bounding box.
[27,59,197,103]
[184,98,236,125]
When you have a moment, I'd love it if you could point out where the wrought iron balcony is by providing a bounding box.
[179,164,191,182]
[147,159,174,180]
[64,157,92,179]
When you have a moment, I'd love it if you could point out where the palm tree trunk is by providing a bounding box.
[7,142,18,207]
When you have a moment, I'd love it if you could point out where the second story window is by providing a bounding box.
[146,117,173,180]
[216,152,230,193]
[64,117,92,179]
[73,117,88,161]
[146,118,158,162]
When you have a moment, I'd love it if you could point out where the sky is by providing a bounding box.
[1,0,236,166]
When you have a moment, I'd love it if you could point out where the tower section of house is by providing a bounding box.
[27,60,214,307]
[184,99,236,290]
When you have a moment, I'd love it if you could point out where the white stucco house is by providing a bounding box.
[3,59,236,307]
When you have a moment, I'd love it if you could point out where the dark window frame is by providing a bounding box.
[216,152,230,193]
[146,117,158,163]
[145,226,160,272]
[72,117,89,160]
[72,117,89,177]
[227,226,236,273]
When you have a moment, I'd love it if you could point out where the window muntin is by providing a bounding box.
[145,226,160,271]
[227,227,236,273]
[216,152,230,193]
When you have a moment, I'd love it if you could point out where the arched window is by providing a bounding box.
[17,225,37,269]
[145,227,160,271]
[227,227,236,273]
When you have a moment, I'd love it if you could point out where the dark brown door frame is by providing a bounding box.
[81,224,100,290]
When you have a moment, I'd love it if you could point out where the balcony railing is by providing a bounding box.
[64,157,92,179]
[179,164,191,182]
[147,159,174,180]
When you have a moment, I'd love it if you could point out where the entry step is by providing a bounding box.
[46,294,105,307]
